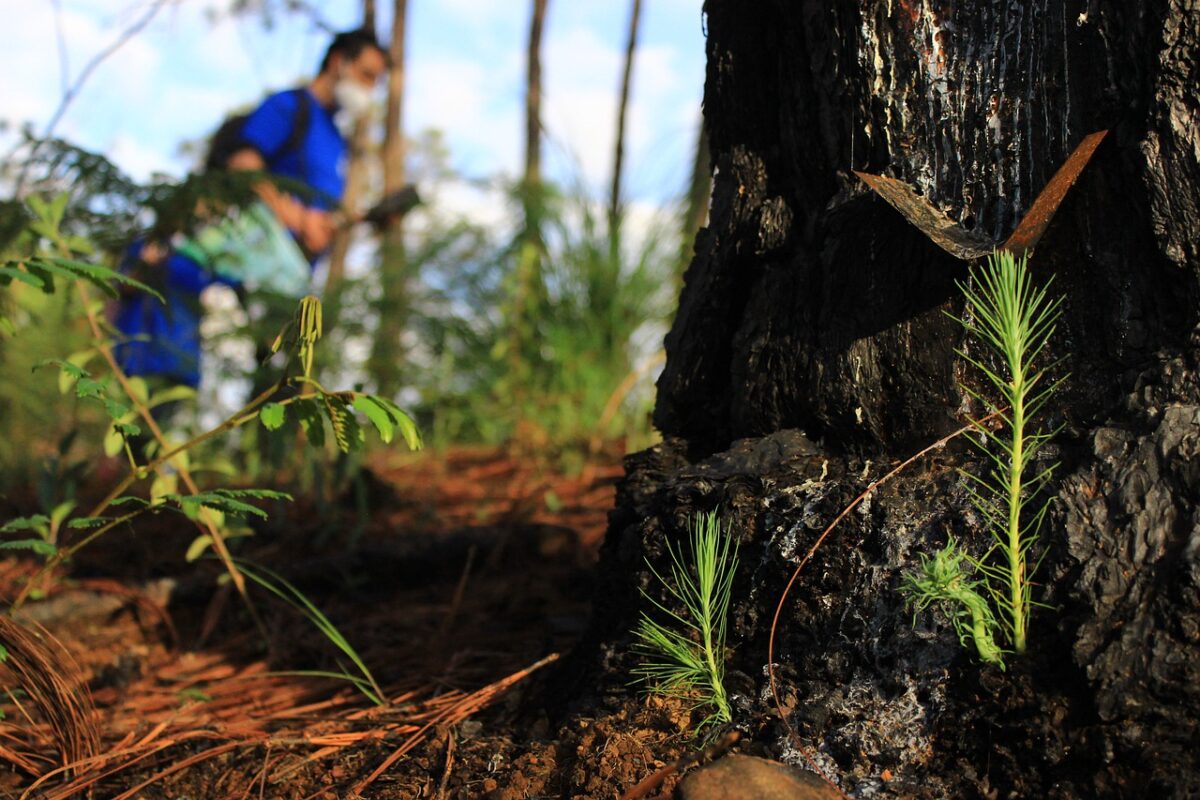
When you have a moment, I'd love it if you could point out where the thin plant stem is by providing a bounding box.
[766,411,1003,798]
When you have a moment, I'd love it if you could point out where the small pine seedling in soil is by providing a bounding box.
[633,511,738,734]
[903,249,1065,669]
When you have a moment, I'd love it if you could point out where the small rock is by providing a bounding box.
[678,755,844,800]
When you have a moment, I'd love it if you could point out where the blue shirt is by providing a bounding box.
[114,244,238,388]
[239,88,346,210]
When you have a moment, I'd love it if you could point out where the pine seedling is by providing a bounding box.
[903,249,1065,666]
[903,538,1004,667]
[633,511,738,734]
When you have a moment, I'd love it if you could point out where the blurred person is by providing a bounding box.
[114,29,402,446]
[113,240,239,393]
[225,27,389,261]
[224,29,390,407]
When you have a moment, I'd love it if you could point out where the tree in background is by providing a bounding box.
[608,0,642,241]
[325,1,378,297]
[366,0,410,400]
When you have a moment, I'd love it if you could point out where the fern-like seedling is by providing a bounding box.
[632,511,738,734]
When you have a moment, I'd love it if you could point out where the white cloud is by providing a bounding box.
[408,54,523,178]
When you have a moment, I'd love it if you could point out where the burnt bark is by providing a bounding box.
[578,1,1200,797]
[656,0,1199,457]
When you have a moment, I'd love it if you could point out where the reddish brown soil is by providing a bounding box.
[0,448,702,799]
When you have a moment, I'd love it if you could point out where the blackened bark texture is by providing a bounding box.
[575,1,1200,798]
[656,0,1200,457]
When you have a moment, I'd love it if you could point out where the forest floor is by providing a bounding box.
[0,447,702,799]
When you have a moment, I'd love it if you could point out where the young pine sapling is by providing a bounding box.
[903,249,1065,668]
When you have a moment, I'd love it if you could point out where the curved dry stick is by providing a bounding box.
[766,413,1001,795]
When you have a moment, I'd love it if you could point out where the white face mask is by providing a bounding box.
[333,72,375,121]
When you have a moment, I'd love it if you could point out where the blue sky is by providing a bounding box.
[1,0,707,208]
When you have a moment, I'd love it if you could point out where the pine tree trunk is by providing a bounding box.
[679,120,710,273]
[609,0,642,234]
[323,0,379,297]
[656,0,1199,457]
[524,0,549,189]
[582,1,1200,796]
[367,0,409,399]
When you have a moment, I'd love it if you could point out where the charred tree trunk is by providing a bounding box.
[656,1,1199,455]
[679,120,711,273]
[580,1,1200,797]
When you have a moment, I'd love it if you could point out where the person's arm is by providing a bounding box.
[226,147,334,255]
[230,94,335,256]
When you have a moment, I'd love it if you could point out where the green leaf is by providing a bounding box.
[49,501,75,530]
[114,421,141,438]
[65,235,95,256]
[51,257,163,301]
[293,398,325,448]
[323,395,364,454]
[108,496,150,509]
[177,687,212,704]
[56,351,97,394]
[103,424,126,458]
[67,516,111,530]
[125,376,150,405]
[0,264,47,289]
[0,539,58,556]
[26,194,50,224]
[259,402,286,431]
[374,396,423,450]
[1,516,50,534]
[186,534,214,562]
[352,395,394,444]
[147,385,197,409]
[103,398,131,422]
[164,489,292,522]
[48,193,69,228]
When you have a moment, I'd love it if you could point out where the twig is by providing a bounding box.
[438,545,477,637]
[434,728,456,800]
[765,412,1003,796]
[351,653,560,796]
[49,0,70,98]
[10,281,256,624]
[619,730,740,800]
[14,0,172,194]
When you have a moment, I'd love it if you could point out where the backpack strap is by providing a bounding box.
[272,87,313,165]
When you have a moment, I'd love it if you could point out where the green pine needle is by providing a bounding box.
[632,511,738,734]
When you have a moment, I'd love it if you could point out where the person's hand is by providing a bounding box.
[298,208,336,255]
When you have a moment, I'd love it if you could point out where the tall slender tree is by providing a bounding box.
[506,0,551,419]
[609,0,642,237]
[324,0,377,296]
[524,0,549,191]
[367,0,409,399]
[678,120,710,273]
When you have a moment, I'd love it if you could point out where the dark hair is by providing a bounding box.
[319,28,387,73]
